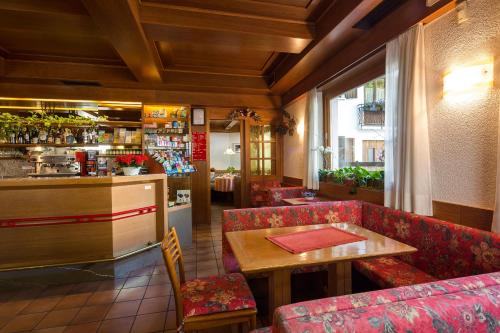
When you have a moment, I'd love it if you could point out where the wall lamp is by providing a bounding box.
[443,61,494,96]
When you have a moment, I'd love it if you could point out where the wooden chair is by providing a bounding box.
[161,227,257,332]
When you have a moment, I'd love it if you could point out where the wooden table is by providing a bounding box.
[282,197,324,206]
[226,223,417,318]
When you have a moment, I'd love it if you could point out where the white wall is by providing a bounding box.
[210,132,241,170]
[283,95,307,182]
[330,86,385,168]
[425,0,500,209]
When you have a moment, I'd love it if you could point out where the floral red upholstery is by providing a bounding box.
[222,200,500,289]
[361,202,500,280]
[222,201,363,274]
[181,273,256,318]
[250,180,281,207]
[273,272,500,333]
[352,257,437,288]
[267,187,306,206]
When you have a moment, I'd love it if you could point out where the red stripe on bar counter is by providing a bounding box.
[0,205,158,228]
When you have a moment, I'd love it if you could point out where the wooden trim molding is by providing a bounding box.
[432,200,493,232]
[282,176,303,187]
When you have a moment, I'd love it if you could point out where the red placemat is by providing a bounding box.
[267,226,367,254]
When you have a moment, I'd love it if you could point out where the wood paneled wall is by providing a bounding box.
[433,201,493,232]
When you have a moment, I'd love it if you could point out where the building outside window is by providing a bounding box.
[329,76,385,171]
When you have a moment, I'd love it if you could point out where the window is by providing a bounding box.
[249,124,277,176]
[364,77,385,103]
[329,77,385,171]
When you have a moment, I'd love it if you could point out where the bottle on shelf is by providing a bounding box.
[24,128,30,144]
[9,131,16,144]
[31,128,39,144]
[17,129,24,144]
[47,129,54,144]
[39,128,48,144]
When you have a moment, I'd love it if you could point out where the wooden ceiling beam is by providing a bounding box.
[0,0,88,16]
[3,60,269,92]
[144,25,310,54]
[0,9,99,37]
[82,0,162,83]
[143,0,310,21]
[282,0,454,105]
[269,0,383,94]
[4,60,135,82]
[140,3,314,39]
[0,82,281,109]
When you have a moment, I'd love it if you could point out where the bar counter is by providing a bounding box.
[0,174,168,270]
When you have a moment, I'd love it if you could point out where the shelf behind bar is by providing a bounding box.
[0,143,142,148]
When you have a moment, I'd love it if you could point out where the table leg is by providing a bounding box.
[268,269,291,322]
[328,262,352,296]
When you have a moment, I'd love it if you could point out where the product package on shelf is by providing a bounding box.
[148,149,196,175]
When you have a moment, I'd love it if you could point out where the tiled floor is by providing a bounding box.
[0,204,237,333]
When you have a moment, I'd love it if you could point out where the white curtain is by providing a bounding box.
[304,89,323,190]
[492,103,500,233]
[384,23,433,215]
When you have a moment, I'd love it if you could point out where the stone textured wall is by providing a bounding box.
[425,0,500,209]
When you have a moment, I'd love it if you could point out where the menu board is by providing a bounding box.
[192,132,207,161]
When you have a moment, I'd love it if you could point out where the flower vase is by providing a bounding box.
[122,167,141,176]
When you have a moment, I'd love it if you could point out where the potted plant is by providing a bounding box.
[115,154,148,176]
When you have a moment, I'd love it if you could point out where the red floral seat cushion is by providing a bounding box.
[181,273,256,318]
[353,257,437,288]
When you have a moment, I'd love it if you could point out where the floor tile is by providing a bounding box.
[148,275,170,286]
[115,287,146,302]
[130,312,166,333]
[86,290,120,305]
[97,316,135,333]
[21,296,62,314]
[105,300,141,319]
[63,321,100,333]
[0,312,46,333]
[55,293,91,310]
[32,326,67,333]
[97,279,125,291]
[71,304,110,324]
[36,308,79,329]
[144,285,171,299]
[123,276,151,289]
[164,311,177,330]
[138,297,168,315]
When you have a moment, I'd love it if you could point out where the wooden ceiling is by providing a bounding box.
[0,0,453,105]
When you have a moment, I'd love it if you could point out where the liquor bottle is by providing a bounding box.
[17,129,24,144]
[9,131,15,144]
[82,129,89,144]
[24,128,30,144]
[47,129,54,144]
[39,129,46,143]
[31,128,39,144]
[55,129,62,144]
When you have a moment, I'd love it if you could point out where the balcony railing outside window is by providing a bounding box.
[357,102,385,128]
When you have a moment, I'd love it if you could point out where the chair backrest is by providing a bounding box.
[161,227,186,327]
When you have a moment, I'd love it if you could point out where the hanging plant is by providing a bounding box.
[276,109,297,136]
[228,107,261,122]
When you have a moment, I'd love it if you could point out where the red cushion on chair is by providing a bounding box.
[353,257,437,288]
[181,273,256,318]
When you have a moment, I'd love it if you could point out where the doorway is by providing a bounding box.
[209,119,243,208]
